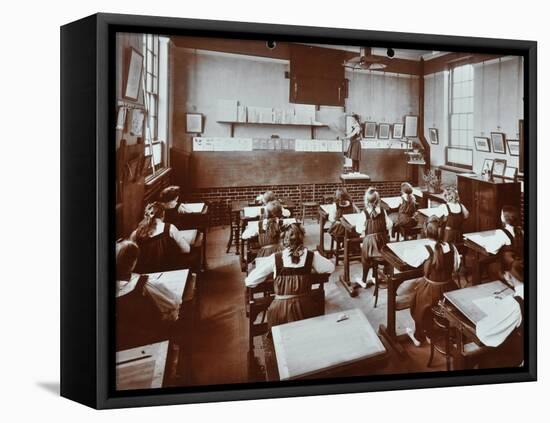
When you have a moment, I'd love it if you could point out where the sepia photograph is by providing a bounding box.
[113,31,527,393]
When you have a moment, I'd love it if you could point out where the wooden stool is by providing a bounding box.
[299,184,319,222]
[370,257,388,308]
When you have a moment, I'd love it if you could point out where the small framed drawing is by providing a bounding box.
[378,123,390,139]
[492,159,507,177]
[404,115,418,137]
[141,154,152,175]
[474,136,491,152]
[504,166,518,179]
[429,128,439,144]
[123,48,144,101]
[364,122,377,138]
[481,158,494,174]
[507,139,520,156]
[392,123,403,139]
[186,113,203,133]
[491,132,507,154]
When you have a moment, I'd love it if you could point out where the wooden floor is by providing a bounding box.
[186,219,448,387]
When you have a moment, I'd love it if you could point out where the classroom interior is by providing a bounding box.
[114,33,525,390]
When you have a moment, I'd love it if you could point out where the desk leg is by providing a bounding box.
[338,232,358,297]
[202,226,207,271]
[378,275,405,355]
[235,217,241,256]
[471,252,481,285]
[317,212,327,257]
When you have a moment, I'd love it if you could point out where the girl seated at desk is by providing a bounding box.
[390,182,418,237]
[355,188,393,288]
[244,223,335,329]
[437,186,469,243]
[327,187,359,238]
[116,240,179,350]
[255,190,291,217]
[130,202,193,273]
[403,217,460,346]
[245,200,286,259]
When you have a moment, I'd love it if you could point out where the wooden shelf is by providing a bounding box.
[217,120,328,138]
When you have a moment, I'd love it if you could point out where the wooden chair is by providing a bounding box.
[427,304,451,370]
[330,235,344,265]
[370,257,388,308]
[395,223,423,241]
[226,202,241,254]
[300,184,319,222]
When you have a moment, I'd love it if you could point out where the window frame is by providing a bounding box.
[447,63,474,161]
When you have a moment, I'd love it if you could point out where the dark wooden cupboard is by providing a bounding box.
[457,174,521,233]
[289,44,347,106]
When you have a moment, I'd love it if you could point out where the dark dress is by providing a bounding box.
[346,135,362,161]
[163,202,181,228]
[116,275,169,350]
[361,209,389,262]
[266,251,321,330]
[397,196,417,229]
[442,203,465,243]
[501,227,524,275]
[248,219,283,261]
[328,201,354,238]
[134,223,188,274]
[411,244,458,341]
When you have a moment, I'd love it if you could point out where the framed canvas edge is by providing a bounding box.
[60,12,538,410]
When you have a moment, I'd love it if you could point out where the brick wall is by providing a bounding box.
[181,181,405,227]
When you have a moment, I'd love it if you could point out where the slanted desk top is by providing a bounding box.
[146,269,190,301]
[444,280,513,325]
[116,340,169,390]
[271,309,386,380]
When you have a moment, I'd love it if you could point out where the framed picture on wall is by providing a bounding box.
[123,48,144,101]
[504,166,518,179]
[392,123,403,139]
[482,158,494,174]
[491,132,507,154]
[507,139,520,156]
[378,123,390,139]
[186,113,204,133]
[404,115,418,137]
[364,122,377,138]
[474,136,491,152]
[492,158,507,177]
[429,128,439,144]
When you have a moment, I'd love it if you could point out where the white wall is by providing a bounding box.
[425,56,524,173]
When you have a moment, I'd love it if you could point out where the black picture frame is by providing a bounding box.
[378,123,390,139]
[364,121,377,138]
[429,127,439,144]
[492,158,507,177]
[61,13,537,409]
[123,47,143,101]
[507,139,520,156]
[392,123,403,139]
[491,131,507,154]
[474,136,491,152]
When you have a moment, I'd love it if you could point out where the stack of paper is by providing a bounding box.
[464,230,508,255]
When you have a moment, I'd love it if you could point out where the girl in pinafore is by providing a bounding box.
[395,182,418,234]
[345,114,362,173]
[327,187,358,238]
[355,188,393,287]
[244,223,335,330]
[130,202,192,273]
[250,200,286,259]
[406,217,460,346]
[437,186,469,243]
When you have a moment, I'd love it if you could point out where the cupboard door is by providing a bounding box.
[477,184,497,231]
[290,76,346,106]
[457,176,475,233]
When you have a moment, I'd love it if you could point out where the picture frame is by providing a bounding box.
[123,47,144,101]
[474,136,491,152]
[186,113,203,133]
[392,123,403,139]
[404,115,418,137]
[429,127,439,144]
[491,132,507,154]
[507,139,520,156]
[378,123,390,139]
[364,121,377,138]
[504,166,518,179]
[481,158,494,174]
[61,12,537,410]
[492,158,507,177]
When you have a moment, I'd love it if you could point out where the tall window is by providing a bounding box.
[449,64,474,149]
[143,34,166,178]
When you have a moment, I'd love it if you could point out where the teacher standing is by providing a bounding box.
[345,114,362,173]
